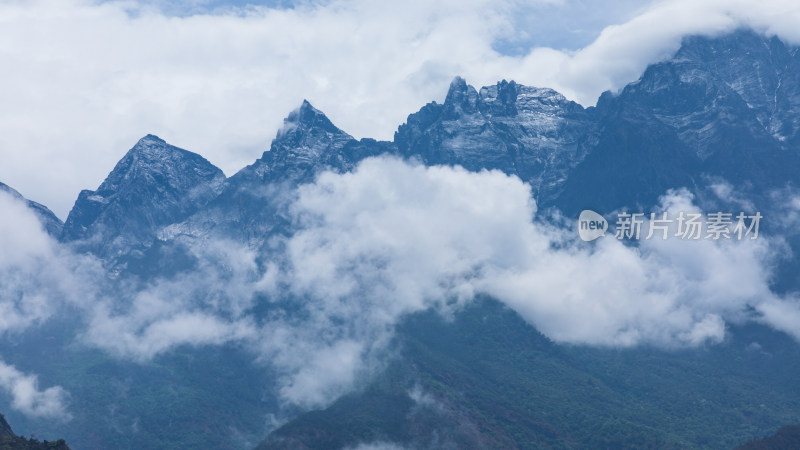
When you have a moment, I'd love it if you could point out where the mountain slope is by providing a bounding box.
[260,299,800,449]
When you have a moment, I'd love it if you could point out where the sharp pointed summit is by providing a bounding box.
[443,76,480,117]
[263,100,354,164]
[238,99,389,185]
[61,135,225,260]
[168,101,394,242]
[289,100,340,131]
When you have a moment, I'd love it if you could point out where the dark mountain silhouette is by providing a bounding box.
[0,414,69,450]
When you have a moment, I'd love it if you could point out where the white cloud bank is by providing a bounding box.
[1,156,799,412]
[2,0,800,217]
[277,159,783,350]
[262,158,800,406]
[240,157,799,407]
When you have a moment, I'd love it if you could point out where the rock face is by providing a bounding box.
[60,135,225,259]
[557,29,800,213]
[392,31,800,216]
[395,77,598,204]
[0,182,63,237]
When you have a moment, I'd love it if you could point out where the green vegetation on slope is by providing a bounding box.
[261,298,800,449]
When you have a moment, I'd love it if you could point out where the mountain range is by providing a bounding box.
[46,30,800,264]
[2,28,800,449]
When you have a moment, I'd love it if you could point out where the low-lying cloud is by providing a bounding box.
[1,157,799,414]
[80,239,273,361]
[276,159,786,351]
[243,157,798,406]
[0,191,104,334]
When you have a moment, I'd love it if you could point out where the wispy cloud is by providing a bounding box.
[0,360,71,420]
[0,191,105,334]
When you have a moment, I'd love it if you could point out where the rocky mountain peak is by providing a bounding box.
[61,136,226,260]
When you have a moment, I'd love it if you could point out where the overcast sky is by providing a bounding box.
[2,0,800,218]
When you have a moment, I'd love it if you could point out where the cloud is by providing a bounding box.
[79,239,274,361]
[244,158,793,407]
[0,360,71,420]
[484,188,779,346]
[0,192,57,334]
[709,180,756,212]
[756,297,800,341]
[0,191,105,335]
[263,336,373,408]
[347,442,408,450]
[768,187,800,232]
[0,189,268,381]
[68,158,789,409]
[0,192,89,420]
[3,0,800,218]
[2,155,800,414]
[83,308,259,360]
[279,160,779,349]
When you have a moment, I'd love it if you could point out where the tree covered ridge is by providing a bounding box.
[0,414,69,450]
